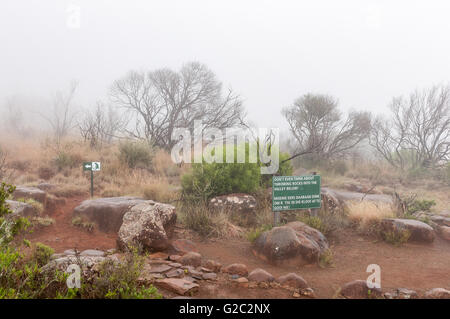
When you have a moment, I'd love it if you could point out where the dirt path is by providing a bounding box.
[23,197,450,298]
[191,231,450,298]
[24,196,117,253]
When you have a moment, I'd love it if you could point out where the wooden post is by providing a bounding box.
[310,171,319,217]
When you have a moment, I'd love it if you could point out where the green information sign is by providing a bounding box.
[272,175,321,211]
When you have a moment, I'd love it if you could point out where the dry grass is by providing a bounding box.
[347,201,395,225]
[346,200,396,236]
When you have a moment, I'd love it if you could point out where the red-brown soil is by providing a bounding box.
[22,197,450,298]
[24,196,117,253]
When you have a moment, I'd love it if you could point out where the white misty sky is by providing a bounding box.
[1,0,449,129]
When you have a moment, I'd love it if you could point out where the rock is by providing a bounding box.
[80,249,105,257]
[63,249,77,256]
[203,259,222,272]
[381,218,435,243]
[36,183,56,191]
[169,262,182,268]
[395,288,418,299]
[5,200,37,218]
[321,187,393,204]
[169,255,181,262]
[171,239,198,254]
[166,268,184,278]
[12,186,47,204]
[425,288,450,299]
[276,273,308,289]
[252,221,329,265]
[73,197,149,233]
[429,215,450,227]
[202,272,218,280]
[179,252,202,267]
[234,277,249,287]
[41,254,119,282]
[340,280,382,299]
[439,226,450,241]
[292,292,301,298]
[248,268,274,283]
[149,252,169,260]
[147,264,172,273]
[156,278,199,295]
[209,193,257,214]
[301,287,316,298]
[117,201,177,252]
[222,263,248,276]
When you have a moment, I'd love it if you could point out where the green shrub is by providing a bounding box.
[246,224,272,243]
[0,182,15,218]
[406,199,436,215]
[382,229,411,246]
[118,141,153,169]
[81,250,162,299]
[319,249,335,268]
[32,242,54,267]
[181,143,292,202]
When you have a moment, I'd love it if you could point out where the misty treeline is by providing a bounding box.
[1,61,449,174]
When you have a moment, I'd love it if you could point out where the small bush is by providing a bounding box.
[406,199,436,215]
[32,242,54,267]
[246,224,272,243]
[16,198,44,215]
[118,141,153,169]
[381,229,411,246]
[179,203,231,238]
[319,249,335,268]
[72,216,95,232]
[81,250,162,299]
[32,216,55,227]
[53,151,81,171]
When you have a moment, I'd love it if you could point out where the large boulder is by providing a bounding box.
[252,221,329,265]
[5,200,37,218]
[73,197,149,232]
[12,186,47,204]
[440,226,450,241]
[117,201,177,252]
[381,218,435,243]
[425,288,450,299]
[321,187,392,204]
[340,280,382,299]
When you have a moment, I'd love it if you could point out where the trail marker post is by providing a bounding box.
[272,174,321,226]
[83,162,101,197]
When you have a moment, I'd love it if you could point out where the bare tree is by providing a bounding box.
[40,81,78,146]
[2,96,34,138]
[78,101,125,148]
[282,93,371,162]
[110,62,246,150]
[370,85,450,169]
